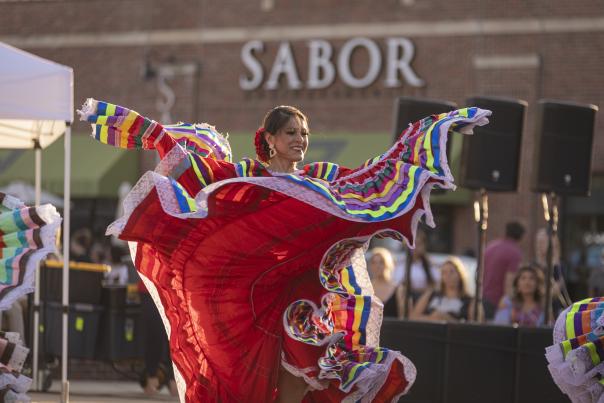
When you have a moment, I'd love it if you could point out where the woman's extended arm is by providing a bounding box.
[410,288,434,321]
[78,99,237,195]
[293,108,492,241]
[334,108,491,183]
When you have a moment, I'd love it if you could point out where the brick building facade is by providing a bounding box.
[1,0,603,285]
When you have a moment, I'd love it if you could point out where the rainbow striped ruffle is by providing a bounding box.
[164,122,232,162]
[0,193,61,311]
[78,99,232,162]
[0,194,56,403]
[546,297,604,402]
[282,108,490,222]
[234,158,269,178]
[284,237,412,399]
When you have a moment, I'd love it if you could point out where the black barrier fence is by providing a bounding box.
[380,319,567,403]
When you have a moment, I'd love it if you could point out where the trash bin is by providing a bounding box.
[97,305,143,361]
[43,302,103,359]
[101,285,127,310]
[41,260,110,305]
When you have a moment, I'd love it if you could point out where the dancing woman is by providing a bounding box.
[0,193,61,400]
[546,297,604,402]
[79,99,490,402]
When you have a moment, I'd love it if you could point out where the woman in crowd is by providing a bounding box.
[79,98,490,402]
[494,265,545,327]
[411,256,472,322]
[70,227,93,262]
[368,247,401,317]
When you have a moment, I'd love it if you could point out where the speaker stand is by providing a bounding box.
[472,189,488,323]
[402,246,413,319]
[542,193,559,325]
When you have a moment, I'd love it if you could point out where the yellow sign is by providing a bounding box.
[75,317,85,332]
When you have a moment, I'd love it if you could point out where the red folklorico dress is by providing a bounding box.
[79,99,490,402]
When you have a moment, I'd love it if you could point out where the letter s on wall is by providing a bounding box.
[240,40,265,90]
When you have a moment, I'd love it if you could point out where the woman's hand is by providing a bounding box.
[428,311,454,321]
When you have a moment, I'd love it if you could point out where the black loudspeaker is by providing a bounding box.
[532,100,598,196]
[460,97,527,191]
[381,319,447,403]
[392,96,457,141]
[379,320,568,403]
[445,323,517,403]
[516,327,568,403]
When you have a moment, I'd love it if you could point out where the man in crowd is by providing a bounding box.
[483,221,526,320]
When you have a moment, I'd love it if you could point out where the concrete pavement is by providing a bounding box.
[29,380,179,403]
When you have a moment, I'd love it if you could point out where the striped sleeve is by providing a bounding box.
[78,98,238,193]
[77,98,177,158]
[78,99,232,162]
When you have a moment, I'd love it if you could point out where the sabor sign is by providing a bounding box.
[240,37,425,91]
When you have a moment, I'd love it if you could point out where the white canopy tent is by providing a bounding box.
[0,41,73,402]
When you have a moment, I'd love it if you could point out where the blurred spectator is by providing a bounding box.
[139,280,177,396]
[90,239,111,264]
[411,256,472,322]
[588,249,604,297]
[368,247,401,317]
[406,230,439,302]
[483,221,525,320]
[70,227,93,262]
[104,245,129,286]
[493,265,544,327]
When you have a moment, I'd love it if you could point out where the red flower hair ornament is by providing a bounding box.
[254,127,270,162]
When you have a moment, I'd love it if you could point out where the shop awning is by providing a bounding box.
[228,131,471,205]
[0,135,139,198]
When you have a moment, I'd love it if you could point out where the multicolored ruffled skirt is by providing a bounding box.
[0,192,61,401]
[79,98,491,402]
[547,297,604,402]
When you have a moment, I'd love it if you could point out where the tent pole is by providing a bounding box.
[61,123,71,403]
[32,140,42,390]
[34,140,41,205]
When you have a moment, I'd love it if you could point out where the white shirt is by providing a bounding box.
[393,260,440,291]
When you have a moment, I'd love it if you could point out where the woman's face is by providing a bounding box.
[441,262,460,289]
[517,270,537,296]
[369,255,386,278]
[268,116,309,163]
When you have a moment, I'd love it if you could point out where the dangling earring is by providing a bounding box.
[269,144,276,159]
